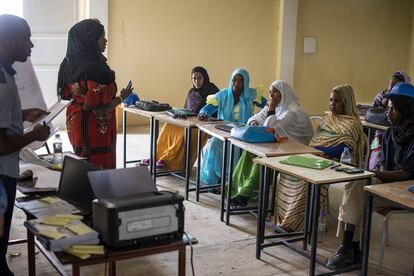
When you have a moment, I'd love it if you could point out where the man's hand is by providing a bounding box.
[32,124,50,141]
[22,108,49,123]
[249,120,259,126]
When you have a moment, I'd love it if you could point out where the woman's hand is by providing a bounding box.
[249,120,259,126]
[120,86,133,101]
[198,113,208,121]
[268,94,279,111]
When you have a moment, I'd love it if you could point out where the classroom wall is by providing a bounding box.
[293,0,413,115]
[108,0,280,125]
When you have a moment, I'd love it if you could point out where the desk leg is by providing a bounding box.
[149,116,154,175]
[220,140,228,222]
[302,185,312,250]
[178,245,186,276]
[72,264,80,276]
[225,143,235,225]
[109,261,116,276]
[152,119,159,183]
[361,191,373,276]
[185,127,192,200]
[263,167,271,217]
[256,165,266,259]
[27,228,35,276]
[123,109,127,168]
[309,185,321,276]
[196,129,202,202]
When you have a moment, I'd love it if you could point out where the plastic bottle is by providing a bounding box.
[318,211,327,243]
[52,134,63,164]
[340,146,352,165]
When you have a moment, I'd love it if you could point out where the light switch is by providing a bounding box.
[304,36,317,54]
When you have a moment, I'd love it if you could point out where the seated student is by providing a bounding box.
[273,85,365,232]
[140,66,219,170]
[369,71,411,171]
[199,68,265,189]
[231,80,313,207]
[327,82,414,269]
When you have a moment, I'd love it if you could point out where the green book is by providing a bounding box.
[279,156,333,170]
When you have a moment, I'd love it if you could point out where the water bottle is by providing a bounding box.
[318,211,327,243]
[340,146,352,165]
[52,134,63,164]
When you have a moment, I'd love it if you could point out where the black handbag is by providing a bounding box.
[365,107,391,127]
[166,108,197,119]
[135,100,172,112]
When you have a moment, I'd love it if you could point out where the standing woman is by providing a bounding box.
[58,19,132,169]
[144,66,219,170]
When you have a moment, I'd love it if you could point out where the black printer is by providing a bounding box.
[93,191,184,249]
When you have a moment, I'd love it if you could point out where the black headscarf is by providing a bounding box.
[57,19,115,100]
[184,66,219,113]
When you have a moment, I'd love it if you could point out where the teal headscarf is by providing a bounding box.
[215,68,256,124]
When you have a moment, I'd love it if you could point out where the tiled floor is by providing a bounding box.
[7,126,414,275]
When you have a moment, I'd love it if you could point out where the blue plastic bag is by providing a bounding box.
[230,126,276,143]
[123,93,139,106]
[408,183,414,193]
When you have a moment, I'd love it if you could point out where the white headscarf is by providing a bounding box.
[248,80,314,145]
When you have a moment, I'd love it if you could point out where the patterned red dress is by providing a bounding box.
[63,80,117,169]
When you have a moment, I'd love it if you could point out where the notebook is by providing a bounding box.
[88,166,157,199]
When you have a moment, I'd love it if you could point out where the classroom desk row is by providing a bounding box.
[122,106,412,275]
[122,106,322,203]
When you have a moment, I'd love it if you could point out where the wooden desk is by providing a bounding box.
[152,114,218,200]
[224,139,323,225]
[27,229,185,276]
[196,124,233,221]
[361,181,414,276]
[122,106,165,174]
[254,154,375,276]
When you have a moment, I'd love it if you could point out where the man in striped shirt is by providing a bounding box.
[0,14,50,275]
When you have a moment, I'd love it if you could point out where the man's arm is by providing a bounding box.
[0,125,50,156]
[375,166,412,183]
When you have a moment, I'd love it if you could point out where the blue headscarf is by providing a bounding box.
[215,68,257,123]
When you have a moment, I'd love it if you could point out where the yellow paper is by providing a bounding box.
[55,214,84,220]
[65,248,90,260]
[38,229,65,240]
[39,196,61,204]
[41,217,71,226]
[66,222,93,235]
[71,245,105,255]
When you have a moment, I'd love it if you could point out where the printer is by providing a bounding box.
[92,191,184,249]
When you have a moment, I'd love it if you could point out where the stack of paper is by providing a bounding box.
[24,217,99,252]
[16,197,81,219]
[65,245,105,259]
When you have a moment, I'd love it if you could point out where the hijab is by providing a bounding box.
[266,80,313,144]
[215,68,256,123]
[374,71,412,107]
[184,66,219,113]
[57,19,115,100]
[310,85,365,167]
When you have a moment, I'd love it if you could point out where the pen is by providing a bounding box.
[330,163,341,169]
